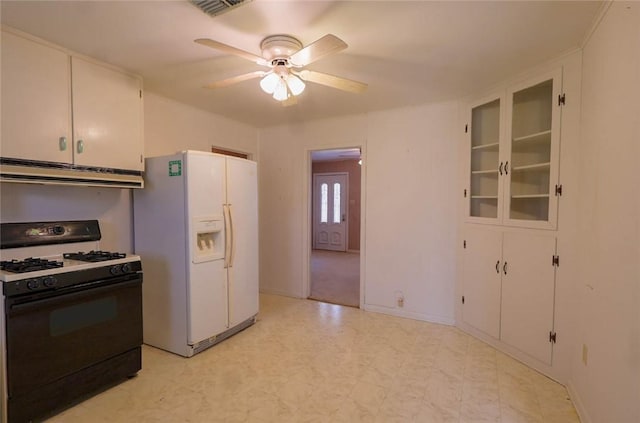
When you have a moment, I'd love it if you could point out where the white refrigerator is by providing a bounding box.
[133,150,258,357]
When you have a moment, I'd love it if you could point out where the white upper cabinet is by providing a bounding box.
[466,69,563,229]
[468,93,505,223]
[504,69,563,229]
[71,57,143,171]
[1,30,72,163]
[1,28,144,172]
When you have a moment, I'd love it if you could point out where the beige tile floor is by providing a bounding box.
[48,294,580,422]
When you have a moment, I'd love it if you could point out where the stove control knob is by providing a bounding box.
[27,279,40,290]
[121,263,132,273]
[43,276,57,288]
[110,265,122,275]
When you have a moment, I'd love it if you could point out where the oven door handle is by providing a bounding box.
[7,277,142,315]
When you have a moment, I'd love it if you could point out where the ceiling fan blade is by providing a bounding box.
[296,70,367,94]
[288,34,347,67]
[195,38,269,66]
[203,71,266,89]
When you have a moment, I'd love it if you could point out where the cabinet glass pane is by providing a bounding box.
[470,99,500,218]
[509,80,552,222]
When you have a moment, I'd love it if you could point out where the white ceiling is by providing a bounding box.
[1,1,603,128]
[311,148,361,162]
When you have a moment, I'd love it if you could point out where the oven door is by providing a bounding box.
[5,274,142,398]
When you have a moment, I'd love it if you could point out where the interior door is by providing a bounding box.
[313,173,348,251]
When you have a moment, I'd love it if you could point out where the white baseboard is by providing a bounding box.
[364,303,455,326]
[457,319,565,383]
[567,380,591,423]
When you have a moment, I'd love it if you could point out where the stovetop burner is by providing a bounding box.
[63,250,127,262]
[0,258,64,273]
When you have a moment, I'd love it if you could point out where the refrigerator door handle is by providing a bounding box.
[228,204,236,268]
[223,204,231,268]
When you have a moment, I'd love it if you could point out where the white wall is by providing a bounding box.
[144,92,258,158]
[0,183,133,252]
[364,103,458,323]
[258,114,367,298]
[569,3,640,422]
[258,103,459,324]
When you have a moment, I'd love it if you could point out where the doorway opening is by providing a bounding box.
[308,148,361,308]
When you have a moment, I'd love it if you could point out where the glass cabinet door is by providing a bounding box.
[504,69,562,229]
[469,97,502,221]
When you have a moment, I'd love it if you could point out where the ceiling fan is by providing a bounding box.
[195,34,368,105]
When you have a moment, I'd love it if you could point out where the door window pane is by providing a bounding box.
[333,183,341,223]
[320,183,328,223]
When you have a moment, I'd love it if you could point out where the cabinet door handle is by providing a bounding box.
[77,139,84,154]
[499,162,503,175]
[503,261,508,275]
[504,161,509,175]
[59,136,67,151]
[496,260,500,274]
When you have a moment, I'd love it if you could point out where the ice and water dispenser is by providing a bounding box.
[192,216,224,263]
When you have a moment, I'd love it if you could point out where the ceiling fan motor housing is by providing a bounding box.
[260,35,302,62]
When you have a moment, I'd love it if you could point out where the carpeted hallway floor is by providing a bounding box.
[309,249,360,307]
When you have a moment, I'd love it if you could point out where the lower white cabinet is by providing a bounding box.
[462,226,557,364]
[461,226,502,338]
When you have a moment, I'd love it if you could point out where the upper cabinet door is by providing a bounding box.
[1,30,72,164]
[71,57,144,171]
[467,94,505,223]
[504,69,563,229]
[465,68,563,230]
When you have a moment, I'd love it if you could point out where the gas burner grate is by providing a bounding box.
[63,250,126,262]
[0,258,64,273]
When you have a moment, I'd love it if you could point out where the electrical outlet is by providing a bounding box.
[582,344,588,365]
[397,297,404,307]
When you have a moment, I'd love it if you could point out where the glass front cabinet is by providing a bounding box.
[466,69,563,230]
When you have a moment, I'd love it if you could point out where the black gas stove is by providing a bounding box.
[0,257,63,273]
[0,220,143,423]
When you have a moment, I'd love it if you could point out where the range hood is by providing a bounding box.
[0,159,144,189]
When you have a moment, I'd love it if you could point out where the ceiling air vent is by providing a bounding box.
[189,0,252,18]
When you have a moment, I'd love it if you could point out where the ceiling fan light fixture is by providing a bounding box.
[259,72,279,94]
[273,79,289,101]
[287,74,305,96]
[197,33,368,103]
